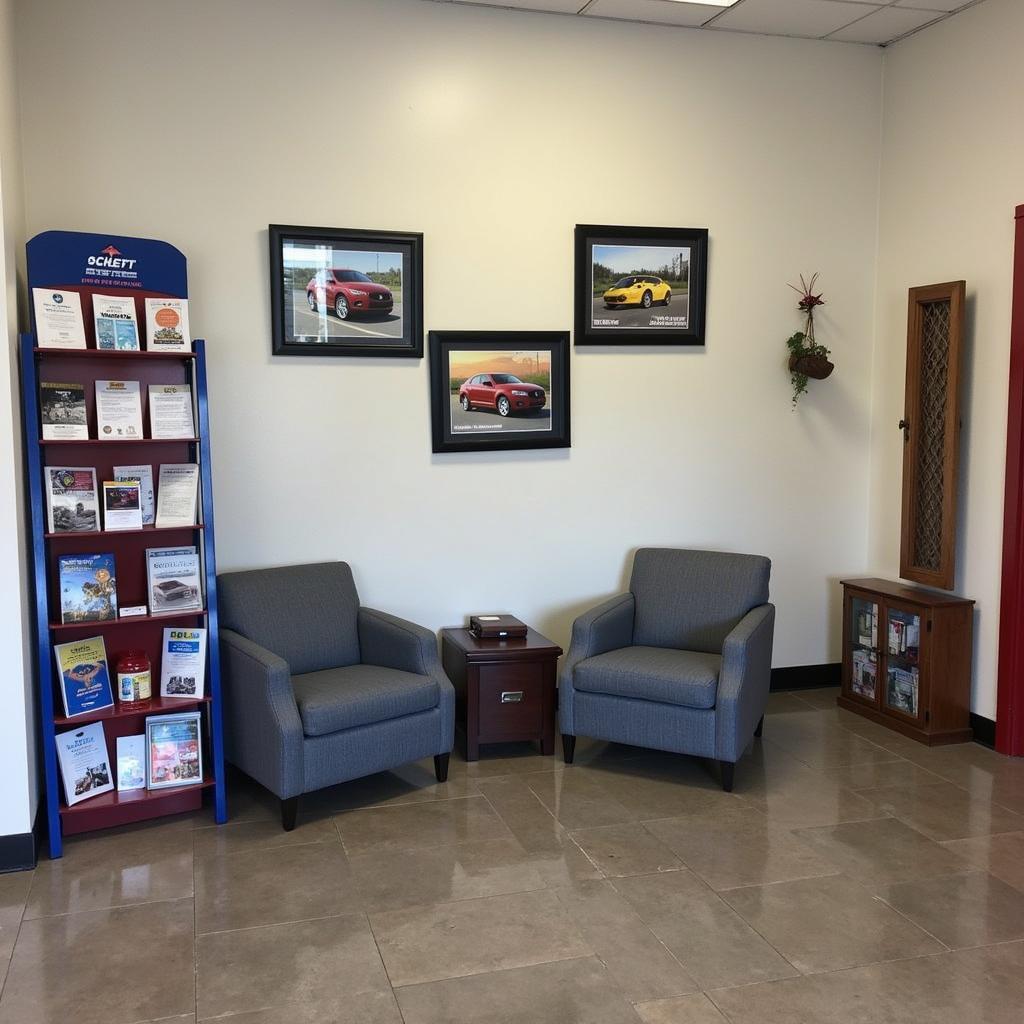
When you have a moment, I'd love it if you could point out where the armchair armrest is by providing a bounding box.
[715,603,775,763]
[219,628,304,799]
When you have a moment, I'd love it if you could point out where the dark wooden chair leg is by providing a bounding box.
[720,761,735,793]
[754,715,764,738]
[281,796,299,832]
[434,752,450,783]
[562,734,576,764]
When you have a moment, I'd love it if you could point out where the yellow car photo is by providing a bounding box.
[603,275,672,310]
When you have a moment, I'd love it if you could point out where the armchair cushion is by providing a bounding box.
[574,645,720,710]
[291,664,440,737]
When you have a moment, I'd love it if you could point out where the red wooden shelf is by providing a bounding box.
[59,777,215,835]
[39,437,199,447]
[45,523,203,540]
[34,347,194,361]
[50,610,206,632]
[54,695,212,728]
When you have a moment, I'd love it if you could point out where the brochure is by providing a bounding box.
[57,552,117,624]
[53,635,115,718]
[149,385,195,439]
[116,734,146,791]
[92,294,140,351]
[45,466,99,533]
[146,545,202,614]
[144,298,190,352]
[155,464,199,528]
[56,722,115,805]
[113,464,154,525]
[146,711,203,789]
[102,480,143,531]
[95,380,143,440]
[40,382,88,440]
[32,288,86,349]
[160,626,207,698]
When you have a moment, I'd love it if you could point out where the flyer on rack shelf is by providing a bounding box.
[102,480,143,531]
[95,380,143,439]
[55,722,115,805]
[93,294,140,351]
[53,635,115,718]
[113,464,155,525]
[160,626,207,698]
[45,466,99,533]
[32,288,86,349]
[154,464,199,528]
[39,382,88,440]
[145,298,190,352]
[149,384,195,439]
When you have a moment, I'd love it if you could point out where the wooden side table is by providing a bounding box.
[441,627,562,761]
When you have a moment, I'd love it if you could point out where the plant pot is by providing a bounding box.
[789,353,834,379]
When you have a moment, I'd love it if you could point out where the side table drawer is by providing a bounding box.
[477,663,544,741]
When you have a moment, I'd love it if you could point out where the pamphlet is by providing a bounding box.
[116,734,146,791]
[148,385,195,439]
[155,463,199,528]
[160,626,207,698]
[32,288,86,349]
[53,635,115,718]
[113,464,154,525]
[56,722,115,805]
[95,380,143,439]
[144,298,190,352]
[92,294,140,351]
[102,480,143,531]
[40,382,88,440]
[146,711,203,789]
[45,466,99,533]
[146,546,202,614]
[57,552,117,624]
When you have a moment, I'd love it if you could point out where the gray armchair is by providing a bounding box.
[217,561,455,829]
[559,548,774,791]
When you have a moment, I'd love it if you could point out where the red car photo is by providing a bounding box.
[306,269,394,320]
[459,373,546,417]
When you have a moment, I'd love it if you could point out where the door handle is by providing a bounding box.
[500,691,524,703]
[898,418,910,442]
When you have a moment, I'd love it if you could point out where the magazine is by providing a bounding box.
[146,546,202,614]
[56,722,115,805]
[53,635,115,718]
[149,385,195,439]
[33,288,86,349]
[160,626,207,698]
[146,712,203,789]
[95,380,143,440]
[45,466,99,533]
[155,464,199,528]
[93,294,140,351]
[116,734,146,791]
[113,464,154,525]
[57,553,117,624]
[887,666,919,717]
[40,382,88,440]
[144,298,190,352]
[102,480,143,531]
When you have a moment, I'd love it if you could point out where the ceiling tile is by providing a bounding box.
[448,0,583,13]
[830,5,943,43]
[584,0,724,27]
[893,0,969,11]
[709,0,884,38]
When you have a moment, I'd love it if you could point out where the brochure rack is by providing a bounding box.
[21,230,227,858]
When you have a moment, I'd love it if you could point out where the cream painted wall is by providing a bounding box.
[14,0,883,669]
[871,0,1024,718]
[0,0,36,836]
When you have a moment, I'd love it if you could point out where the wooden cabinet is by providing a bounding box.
[839,578,974,745]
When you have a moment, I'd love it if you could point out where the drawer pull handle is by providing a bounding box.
[501,691,524,703]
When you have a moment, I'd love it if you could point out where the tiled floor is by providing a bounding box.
[4,687,1024,1023]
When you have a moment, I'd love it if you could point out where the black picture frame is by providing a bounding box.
[574,224,708,346]
[429,331,571,454]
[269,224,423,357]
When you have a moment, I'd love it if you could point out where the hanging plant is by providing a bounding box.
[786,272,834,406]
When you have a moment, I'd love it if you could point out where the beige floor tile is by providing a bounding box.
[765,692,820,714]
[759,714,897,769]
[585,763,744,822]
[0,870,31,981]
[348,838,545,913]
[569,823,684,877]
[526,770,640,830]
[25,822,193,918]
[819,758,945,791]
[787,687,841,710]
[794,816,967,887]
[721,873,944,973]
[855,780,1024,841]
[737,770,883,828]
[0,898,194,1024]
[304,758,481,812]
[191,815,340,856]
[523,835,604,886]
[941,830,1024,891]
[335,795,513,855]
[646,807,839,890]
[635,993,729,1023]
[474,776,562,850]
[455,743,565,778]
[394,956,641,1024]
[369,889,590,987]
[553,880,698,1001]
[612,871,799,989]
[878,870,1024,948]
[196,913,400,1022]
[195,838,361,932]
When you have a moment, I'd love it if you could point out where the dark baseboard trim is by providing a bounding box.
[0,821,37,873]
[770,663,841,691]
[970,713,996,749]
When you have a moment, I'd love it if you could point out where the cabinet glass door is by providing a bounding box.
[848,596,880,703]
[884,606,921,719]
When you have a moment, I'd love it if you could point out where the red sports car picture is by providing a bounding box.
[458,373,547,417]
[306,268,394,321]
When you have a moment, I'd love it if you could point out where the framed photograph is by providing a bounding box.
[430,331,570,454]
[269,224,423,358]
[145,711,204,789]
[575,224,708,346]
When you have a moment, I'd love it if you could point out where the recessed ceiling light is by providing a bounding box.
[664,0,739,6]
